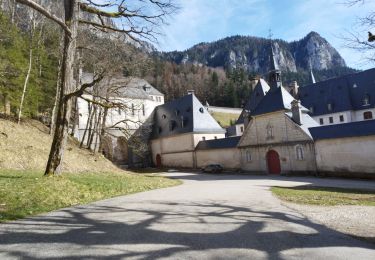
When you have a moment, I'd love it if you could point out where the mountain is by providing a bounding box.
[161,32,347,74]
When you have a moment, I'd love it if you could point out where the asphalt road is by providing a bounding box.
[1,172,375,259]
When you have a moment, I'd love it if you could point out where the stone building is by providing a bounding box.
[75,75,164,165]
[150,93,226,168]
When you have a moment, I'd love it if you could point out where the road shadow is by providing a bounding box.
[0,200,374,259]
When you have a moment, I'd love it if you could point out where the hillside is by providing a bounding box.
[0,118,120,173]
[161,32,347,74]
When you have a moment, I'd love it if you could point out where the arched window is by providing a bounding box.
[364,111,373,120]
[246,150,252,162]
[363,94,370,106]
[296,145,304,160]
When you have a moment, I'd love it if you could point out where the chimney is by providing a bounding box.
[243,110,250,128]
[187,90,195,95]
[289,81,299,98]
[291,100,302,125]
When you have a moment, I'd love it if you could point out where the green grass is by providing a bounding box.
[210,112,239,127]
[0,170,181,222]
[271,186,375,206]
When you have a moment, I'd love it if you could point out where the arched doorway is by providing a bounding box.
[156,154,162,168]
[267,150,281,174]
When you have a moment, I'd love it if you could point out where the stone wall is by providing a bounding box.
[196,148,240,169]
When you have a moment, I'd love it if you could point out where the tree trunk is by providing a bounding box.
[18,16,35,124]
[50,59,61,135]
[98,106,108,153]
[80,102,92,148]
[44,0,78,175]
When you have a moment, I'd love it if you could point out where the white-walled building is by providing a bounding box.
[150,93,226,168]
[299,68,375,126]
[75,76,164,164]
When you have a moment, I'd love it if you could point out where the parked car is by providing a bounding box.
[201,164,223,173]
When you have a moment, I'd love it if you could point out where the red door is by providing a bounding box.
[156,154,162,168]
[267,150,281,174]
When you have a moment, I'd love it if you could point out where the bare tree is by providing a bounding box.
[15,0,176,175]
[342,0,375,63]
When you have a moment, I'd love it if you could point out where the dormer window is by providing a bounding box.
[169,120,177,131]
[363,94,370,106]
[309,106,314,114]
[175,109,180,116]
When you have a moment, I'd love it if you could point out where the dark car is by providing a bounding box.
[201,164,223,173]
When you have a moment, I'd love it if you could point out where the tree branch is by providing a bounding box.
[15,0,72,36]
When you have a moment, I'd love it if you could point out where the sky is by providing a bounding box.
[156,0,375,69]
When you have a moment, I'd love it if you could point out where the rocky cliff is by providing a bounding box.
[161,32,347,73]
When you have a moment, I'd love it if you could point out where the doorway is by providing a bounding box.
[266,150,281,174]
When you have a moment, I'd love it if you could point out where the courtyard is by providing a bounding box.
[0,171,375,259]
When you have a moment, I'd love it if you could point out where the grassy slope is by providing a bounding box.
[0,118,120,173]
[0,170,180,222]
[210,112,239,127]
[272,186,375,206]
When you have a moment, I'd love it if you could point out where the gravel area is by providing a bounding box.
[283,202,375,243]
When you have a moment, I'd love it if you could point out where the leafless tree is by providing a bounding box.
[342,0,375,63]
[15,0,177,175]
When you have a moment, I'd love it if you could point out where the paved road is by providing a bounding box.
[1,172,375,259]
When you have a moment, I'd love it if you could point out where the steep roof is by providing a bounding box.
[196,136,241,150]
[309,119,375,140]
[251,86,308,116]
[152,94,225,139]
[285,111,319,138]
[81,73,163,100]
[236,79,270,124]
[299,68,375,116]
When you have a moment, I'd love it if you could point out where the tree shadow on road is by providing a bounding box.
[0,200,374,259]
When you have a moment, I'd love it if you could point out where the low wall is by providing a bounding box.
[315,135,375,176]
[196,148,240,169]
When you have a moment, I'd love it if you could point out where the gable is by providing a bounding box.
[238,111,313,147]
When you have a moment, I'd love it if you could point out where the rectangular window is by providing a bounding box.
[329,117,333,124]
[131,104,135,116]
[118,108,121,115]
[364,111,373,120]
[142,104,145,116]
[240,126,244,133]
[339,115,344,122]
[319,118,324,125]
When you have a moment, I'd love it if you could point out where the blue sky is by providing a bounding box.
[156,0,375,69]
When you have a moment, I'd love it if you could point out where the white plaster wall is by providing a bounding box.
[312,108,375,126]
[196,148,240,169]
[315,136,375,174]
[160,152,194,168]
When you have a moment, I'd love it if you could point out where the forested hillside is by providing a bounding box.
[0,11,59,118]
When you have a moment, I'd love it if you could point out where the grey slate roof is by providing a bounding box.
[81,73,163,99]
[152,94,225,139]
[251,86,308,116]
[236,79,270,124]
[309,119,375,140]
[196,136,241,150]
[299,68,375,116]
[285,111,319,138]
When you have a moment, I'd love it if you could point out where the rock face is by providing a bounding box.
[161,32,347,73]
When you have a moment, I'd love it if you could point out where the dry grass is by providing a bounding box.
[0,118,120,173]
[210,112,239,127]
[272,186,375,206]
